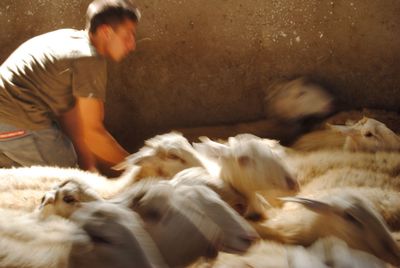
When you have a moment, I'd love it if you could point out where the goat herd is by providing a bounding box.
[1,77,400,268]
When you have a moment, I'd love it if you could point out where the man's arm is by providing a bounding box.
[59,97,129,171]
[58,102,97,171]
[76,97,129,166]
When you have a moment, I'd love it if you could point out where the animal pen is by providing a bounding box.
[1,0,400,267]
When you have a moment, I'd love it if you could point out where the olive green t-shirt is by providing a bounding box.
[0,29,107,130]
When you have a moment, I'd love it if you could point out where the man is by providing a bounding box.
[0,0,140,172]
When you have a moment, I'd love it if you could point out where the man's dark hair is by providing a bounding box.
[86,0,141,33]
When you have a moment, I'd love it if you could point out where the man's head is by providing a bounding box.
[86,0,141,62]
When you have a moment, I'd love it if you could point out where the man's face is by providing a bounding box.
[104,19,137,62]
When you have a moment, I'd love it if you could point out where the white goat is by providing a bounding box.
[251,189,400,266]
[291,117,400,152]
[321,108,400,134]
[38,178,259,267]
[170,167,248,215]
[0,165,139,212]
[113,132,299,218]
[0,208,80,268]
[112,179,259,267]
[263,76,333,122]
[68,201,168,268]
[114,131,204,179]
[194,134,299,220]
[38,179,103,219]
[0,202,167,268]
[298,187,400,231]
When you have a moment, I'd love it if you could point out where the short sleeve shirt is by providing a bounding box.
[0,29,107,130]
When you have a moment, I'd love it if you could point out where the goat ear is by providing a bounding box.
[39,189,57,209]
[82,188,103,202]
[285,175,300,192]
[111,182,148,208]
[58,179,73,188]
[327,124,359,136]
[327,123,347,132]
[113,148,155,171]
[193,138,229,159]
[279,197,332,214]
[112,161,126,171]
[344,119,356,126]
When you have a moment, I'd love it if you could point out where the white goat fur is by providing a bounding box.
[0,165,140,213]
[300,187,400,231]
[284,149,400,186]
[193,135,299,219]
[37,178,258,267]
[300,168,400,193]
[38,179,103,219]
[292,117,400,152]
[115,132,248,213]
[68,201,168,268]
[263,132,400,231]
[114,132,299,217]
[0,203,168,268]
[115,131,204,178]
[262,137,400,230]
[0,132,249,217]
[170,167,248,215]
[112,180,259,267]
[0,133,205,213]
[190,236,391,268]
[0,209,80,268]
[321,108,400,134]
[142,132,400,230]
[251,189,400,266]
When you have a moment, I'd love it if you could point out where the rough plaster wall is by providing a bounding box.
[1,0,400,151]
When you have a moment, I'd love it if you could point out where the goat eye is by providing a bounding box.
[238,156,251,166]
[381,238,393,253]
[130,192,146,208]
[285,176,299,191]
[143,209,161,222]
[364,131,373,138]
[343,212,363,229]
[63,195,76,204]
[93,211,106,219]
[167,154,180,160]
[296,91,306,98]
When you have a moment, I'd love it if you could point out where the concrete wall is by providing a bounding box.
[1,0,400,151]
